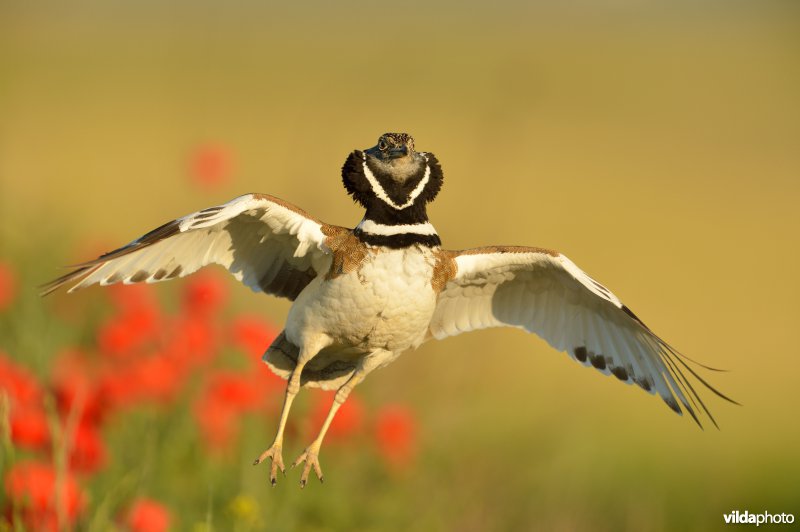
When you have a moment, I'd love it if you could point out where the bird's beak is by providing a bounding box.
[386,145,408,159]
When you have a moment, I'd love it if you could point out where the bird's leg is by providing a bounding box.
[254,337,331,486]
[292,368,367,488]
[253,359,307,485]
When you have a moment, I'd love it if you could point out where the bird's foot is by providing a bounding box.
[253,444,285,486]
[292,446,324,488]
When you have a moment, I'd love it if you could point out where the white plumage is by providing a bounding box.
[434,247,735,427]
[44,194,333,300]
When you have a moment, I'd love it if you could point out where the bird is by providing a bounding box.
[43,132,735,487]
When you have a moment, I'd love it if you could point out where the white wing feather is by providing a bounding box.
[430,247,732,427]
[43,193,337,300]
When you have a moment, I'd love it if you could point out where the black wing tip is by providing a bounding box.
[664,396,682,415]
[684,404,705,430]
[573,333,735,430]
[39,282,61,297]
[661,340,730,373]
[621,304,730,374]
[39,265,95,297]
[666,347,741,406]
[40,216,186,297]
[659,343,733,430]
[620,304,737,427]
[663,395,717,430]
[620,304,652,331]
[39,283,62,297]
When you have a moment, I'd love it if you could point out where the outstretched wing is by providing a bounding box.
[42,193,341,300]
[430,246,735,427]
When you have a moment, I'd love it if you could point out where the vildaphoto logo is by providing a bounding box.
[723,510,795,526]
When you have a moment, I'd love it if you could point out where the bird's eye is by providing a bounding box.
[378,139,388,151]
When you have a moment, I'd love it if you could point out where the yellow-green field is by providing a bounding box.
[1,2,799,530]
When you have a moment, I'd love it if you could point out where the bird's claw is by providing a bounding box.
[292,448,323,488]
[253,444,285,486]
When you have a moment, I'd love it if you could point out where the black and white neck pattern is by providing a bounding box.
[353,218,441,248]
[342,147,445,248]
[342,151,443,220]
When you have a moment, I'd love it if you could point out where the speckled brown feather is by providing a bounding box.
[321,226,370,280]
[431,249,458,293]
[425,246,558,296]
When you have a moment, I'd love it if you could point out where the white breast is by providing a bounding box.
[285,245,438,355]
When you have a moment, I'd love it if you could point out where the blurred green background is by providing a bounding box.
[1,0,799,530]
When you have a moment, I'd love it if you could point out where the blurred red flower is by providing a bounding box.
[208,372,265,410]
[4,460,85,530]
[375,404,417,466]
[51,348,105,426]
[106,283,158,314]
[96,354,185,412]
[96,366,141,413]
[194,398,239,452]
[164,315,218,368]
[194,395,237,451]
[124,497,171,532]
[189,143,233,187]
[69,422,107,475]
[10,404,50,450]
[193,371,270,451]
[0,351,43,404]
[182,270,228,318]
[0,260,16,312]
[97,304,160,358]
[130,355,185,404]
[310,391,365,441]
[230,315,278,360]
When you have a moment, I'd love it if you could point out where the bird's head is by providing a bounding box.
[364,133,420,176]
[342,133,443,223]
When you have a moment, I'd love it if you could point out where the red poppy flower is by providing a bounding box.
[176,314,217,352]
[194,396,237,451]
[207,372,265,410]
[10,404,50,450]
[310,391,365,441]
[97,304,160,358]
[95,355,182,412]
[0,351,43,404]
[130,355,185,404]
[4,460,85,530]
[69,422,107,475]
[229,315,278,360]
[96,366,137,411]
[51,348,105,426]
[162,314,218,369]
[98,284,160,358]
[124,497,172,532]
[193,371,269,451]
[182,270,228,318]
[375,404,417,466]
[106,283,159,314]
[0,260,16,312]
[252,362,285,396]
[189,143,233,188]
